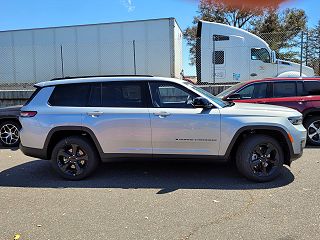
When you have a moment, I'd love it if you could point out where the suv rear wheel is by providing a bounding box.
[51,136,100,180]
[304,116,320,146]
[236,135,284,182]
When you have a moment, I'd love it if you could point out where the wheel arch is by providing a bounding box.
[0,117,21,127]
[225,126,294,166]
[44,126,103,160]
[303,109,320,123]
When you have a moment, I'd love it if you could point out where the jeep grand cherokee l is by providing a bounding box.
[19,76,306,182]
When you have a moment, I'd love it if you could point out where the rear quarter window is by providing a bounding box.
[48,84,91,107]
[24,87,42,106]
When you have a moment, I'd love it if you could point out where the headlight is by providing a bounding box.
[288,116,303,125]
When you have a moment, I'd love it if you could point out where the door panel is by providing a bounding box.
[250,48,275,80]
[82,81,152,154]
[265,81,304,112]
[150,108,221,155]
[82,107,152,154]
[262,97,305,112]
[148,81,220,156]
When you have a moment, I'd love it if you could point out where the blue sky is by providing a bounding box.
[1,0,319,75]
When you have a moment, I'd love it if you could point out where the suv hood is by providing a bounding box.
[220,102,301,118]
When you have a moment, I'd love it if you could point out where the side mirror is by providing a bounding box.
[192,97,214,109]
[227,93,241,100]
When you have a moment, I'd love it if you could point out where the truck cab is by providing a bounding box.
[196,20,314,83]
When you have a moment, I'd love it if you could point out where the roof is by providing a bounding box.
[248,77,320,84]
[35,76,183,87]
[0,17,181,33]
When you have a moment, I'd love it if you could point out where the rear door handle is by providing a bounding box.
[250,73,257,77]
[87,111,104,117]
[153,112,171,118]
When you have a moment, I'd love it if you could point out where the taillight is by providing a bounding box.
[20,111,37,117]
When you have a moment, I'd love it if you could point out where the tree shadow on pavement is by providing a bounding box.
[0,159,294,194]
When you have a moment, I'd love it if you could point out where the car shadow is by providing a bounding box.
[0,145,19,151]
[305,145,320,149]
[0,159,294,193]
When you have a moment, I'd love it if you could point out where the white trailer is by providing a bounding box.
[0,18,183,84]
[197,20,315,83]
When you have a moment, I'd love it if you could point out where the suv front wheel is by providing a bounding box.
[51,136,100,180]
[236,135,284,182]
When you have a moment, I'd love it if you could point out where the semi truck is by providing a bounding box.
[0,18,314,85]
[197,20,314,83]
[0,18,183,84]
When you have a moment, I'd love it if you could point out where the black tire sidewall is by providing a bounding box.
[0,120,21,147]
[236,135,284,182]
[304,116,320,146]
[51,136,99,180]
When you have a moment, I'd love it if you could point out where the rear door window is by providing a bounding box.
[303,81,320,95]
[101,82,147,108]
[273,82,297,98]
[48,83,91,107]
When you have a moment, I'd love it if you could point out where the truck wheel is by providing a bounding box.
[51,136,100,180]
[304,116,320,146]
[236,135,284,182]
[0,120,21,147]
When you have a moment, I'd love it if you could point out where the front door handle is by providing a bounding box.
[250,73,257,77]
[153,112,171,118]
[87,111,104,117]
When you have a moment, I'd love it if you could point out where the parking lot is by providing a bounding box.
[0,147,319,240]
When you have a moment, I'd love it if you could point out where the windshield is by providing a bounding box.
[185,82,229,108]
[216,82,246,99]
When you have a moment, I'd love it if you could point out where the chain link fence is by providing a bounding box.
[0,28,319,93]
[0,39,180,90]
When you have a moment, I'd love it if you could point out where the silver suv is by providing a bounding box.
[20,76,306,182]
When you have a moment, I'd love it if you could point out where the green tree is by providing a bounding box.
[306,21,320,75]
[253,8,307,62]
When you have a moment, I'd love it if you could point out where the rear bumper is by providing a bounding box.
[20,144,48,160]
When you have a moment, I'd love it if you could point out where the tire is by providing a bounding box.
[304,116,320,146]
[0,120,21,147]
[51,136,100,180]
[236,135,284,182]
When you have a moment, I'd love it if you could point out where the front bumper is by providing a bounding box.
[291,140,305,161]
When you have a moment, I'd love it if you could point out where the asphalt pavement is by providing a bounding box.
[0,147,319,240]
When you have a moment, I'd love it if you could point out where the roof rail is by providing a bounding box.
[51,75,154,81]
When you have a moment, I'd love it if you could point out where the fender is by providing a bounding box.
[302,108,320,118]
[223,125,294,160]
[42,126,105,158]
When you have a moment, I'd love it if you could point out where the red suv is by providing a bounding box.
[217,77,320,145]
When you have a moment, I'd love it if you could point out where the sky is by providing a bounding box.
[1,0,319,75]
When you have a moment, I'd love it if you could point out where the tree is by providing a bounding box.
[306,21,320,75]
[253,8,307,62]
